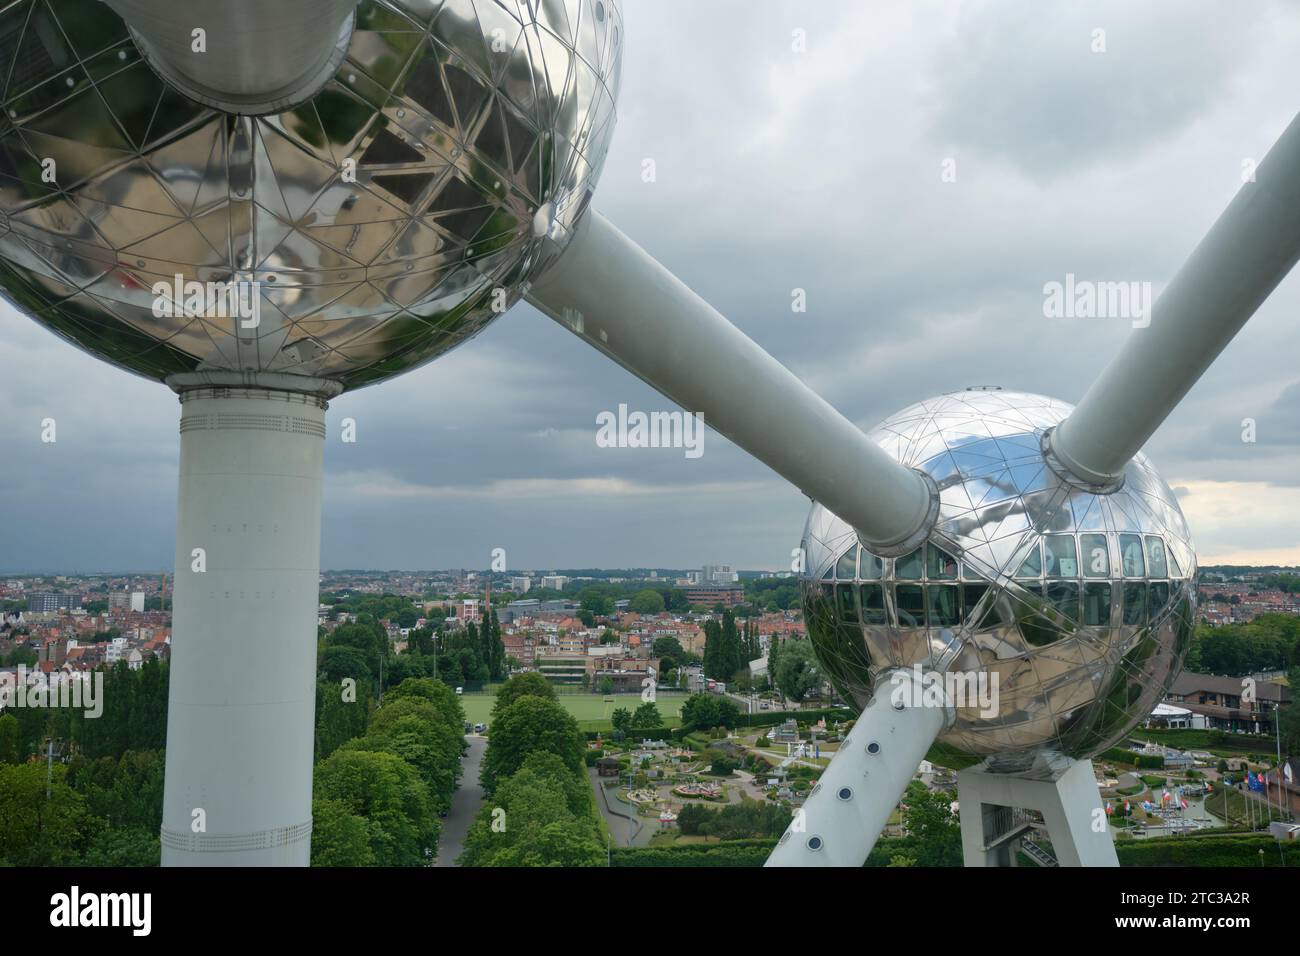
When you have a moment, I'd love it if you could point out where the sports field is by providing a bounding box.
[460,691,689,731]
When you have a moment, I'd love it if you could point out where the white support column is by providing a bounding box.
[765,669,947,867]
[527,211,937,555]
[957,757,1119,867]
[161,386,327,866]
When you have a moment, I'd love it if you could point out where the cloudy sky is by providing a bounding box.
[4,0,1300,574]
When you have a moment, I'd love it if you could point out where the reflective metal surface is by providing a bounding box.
[801,389,1197,773]
[0,0,621,390]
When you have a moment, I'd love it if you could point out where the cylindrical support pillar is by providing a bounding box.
[527,211,937,554]
[160,386,326,866]
[765,668,947,867]
[104,0,358,114]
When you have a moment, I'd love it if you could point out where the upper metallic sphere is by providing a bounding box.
[0,0,622,389]
[801,389,1197,773]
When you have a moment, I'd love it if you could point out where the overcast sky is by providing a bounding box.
[4,0,1300,574]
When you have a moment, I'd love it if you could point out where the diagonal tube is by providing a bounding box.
[1052,110,1300,486]
[765,668,947,866]
[525,211,936,554]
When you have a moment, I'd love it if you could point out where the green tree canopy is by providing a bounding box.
[480,695,584,793]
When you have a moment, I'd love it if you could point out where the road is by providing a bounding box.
[434,734,486,867]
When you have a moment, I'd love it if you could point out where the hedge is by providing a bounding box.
[610,838,777,867]
[1116,834,1294,867]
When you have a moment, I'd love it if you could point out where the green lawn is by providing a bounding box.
[460,691,690,731]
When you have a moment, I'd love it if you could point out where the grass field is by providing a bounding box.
[460,691,689,731]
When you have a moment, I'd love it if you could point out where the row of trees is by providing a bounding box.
[0,659,171,866]
[460,674,605,866]
[702,610,760,682]
[1185,614,1300,676]
[676,798,790,840]
[311,678,466,866]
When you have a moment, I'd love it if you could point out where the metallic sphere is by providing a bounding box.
[801,389,1197,773]
[0,0,622,389]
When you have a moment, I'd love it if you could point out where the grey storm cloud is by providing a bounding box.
[4,0,1300,572]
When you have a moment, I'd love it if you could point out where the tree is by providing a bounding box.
[900,782,962,866]
[311,797,375,866]
[460,753,602,867]
[652,636,686,671]
[344,712,463,812]
[385,677,465,728]
[313,749,438,867]
[315,676,370,761]
[610,707,633,733]
[491,672,556,718]
[598,677,615,695]
[480,696,584,793]
[775,638,822,701]
[0,713,19,764]
[1279,666,1300,757]
[629,589,665,615]
[680,693,740,730]
[0,763,92,866]
[702,619,722,678]
[630,701,663,729]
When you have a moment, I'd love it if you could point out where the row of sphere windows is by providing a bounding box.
[826,533,1181,583]
[823,577,1176,630]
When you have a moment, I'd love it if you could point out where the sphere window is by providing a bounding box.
[1150,581,1171,617]
[896,548,924,580]
[926,543,958,580]
[1046,581,1079,620]
[1083,582,1112,626]
[1080,533,1109,577]
[860,551,884,580]
[859,584,887,625]
[1120,534,1145,577]
[962,582,989,622]
[928,584,961,627]
[1144,537,1169,577]
[835,583,859,624]
[835,549,857,580]
[1122,582,1148,626]
[1015,544,1042,578]
[1044,535,1079,577]
[896,584,926,626]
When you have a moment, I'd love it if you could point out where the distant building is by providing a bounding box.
[1164,671,1290,734]
[701,564,739,584]
[26,592,74,613]
[535,656,588,685]
[540,575,568,590]
[510,576,531,594]
[684,584,744,607]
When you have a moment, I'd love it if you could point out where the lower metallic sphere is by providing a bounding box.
[801,389,1197,773]
[0,0,622,389]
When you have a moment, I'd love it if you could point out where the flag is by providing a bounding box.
[1124,800,1131,812]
